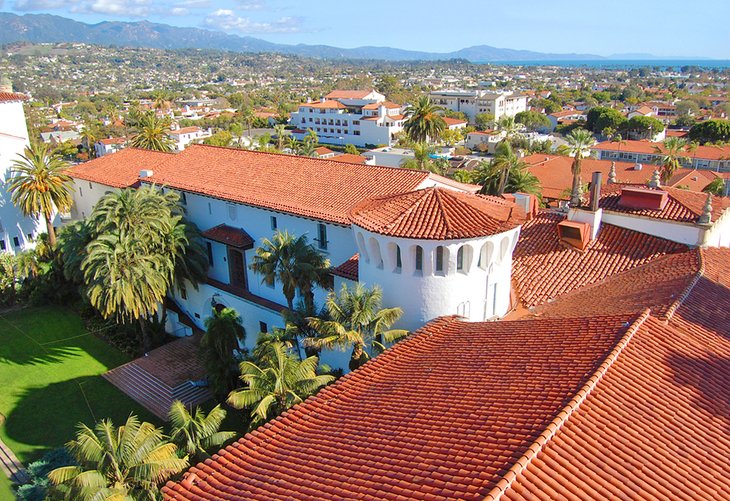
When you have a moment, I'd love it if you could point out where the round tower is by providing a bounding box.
[349,187,525,331]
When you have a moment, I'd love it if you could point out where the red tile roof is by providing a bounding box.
[66,148,174,188]
[443,117,468,125]
[362,101,401,110]
[350,187,525,240]
[200,224,254,249]
[329,153,367,164]
[313,146,334,156]
[521,154,704,200]
[504,248,730,501]
[325,89,375,99]
[304,100,346,110]
[593,139,730,161]
[169,126,202,135]
[98,137,126,145]
[331,253,359,281]
[0,92,28,102]
[142,144,430,225]
[599,184,729,223]
[512,211,688,308]
[163,313,639,501]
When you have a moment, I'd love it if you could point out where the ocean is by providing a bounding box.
[477,60,730,69]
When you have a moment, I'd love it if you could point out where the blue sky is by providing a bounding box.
[2,0,729,58]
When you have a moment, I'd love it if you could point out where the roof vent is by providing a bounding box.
[634,163,643,171]
[139,169,154,179]
[618,187,669,210]
[557,220,591,250]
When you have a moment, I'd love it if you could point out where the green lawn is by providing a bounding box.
[0,305,159,498]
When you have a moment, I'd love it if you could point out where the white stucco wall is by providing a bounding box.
[354,225,520,331]
[601,211,705,246]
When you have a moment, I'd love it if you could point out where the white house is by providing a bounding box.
[429,89,528,123]
[168,126,212,152]
[290,90,405,148]
[547,109,586,130]
[465,130,505,154]
[94,137,126,157]
[0,88,51,254]
[66,145,526,371]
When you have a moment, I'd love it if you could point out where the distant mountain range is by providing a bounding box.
[0,13,705,62]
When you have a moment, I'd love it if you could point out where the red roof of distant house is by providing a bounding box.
[200,224,254,249]
[169,126,202,135]
[350,187,524,240]
[304,100,346,110]
[362,101,400,110]
[593,139,730,161]
[313,146,334,156]
[330,153,367,165]
[0,92,28,103]
[331,254,359,281]
[512,211,688,308]
[163,313,640,500]
[599,184,729,223]
[66,148,173,188]
[521,154,709,200]
[140,144,430,225]
[632,105,654,115]
[98,137,126,145]
[443,117,468,126]
[468,130,498,136]
[549,109,584,118]
[325,89,375,99]
[665,129,689,138]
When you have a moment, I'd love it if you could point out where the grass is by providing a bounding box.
[0,305,159,497]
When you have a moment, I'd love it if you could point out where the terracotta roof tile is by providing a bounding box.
[325,90,375,99]
[593,139,730,161]
[512,211,688,308]
[331,254,358,281]
[0,92,28,102]
[599,184,729,223]
[504,248,730,501]
[362,101,401,110]
[350,187,525,240]
[66,148,174,188]
[163,314,637,501]
[330,153,367,164]
[140,144,430,225]
[201,224,254,249]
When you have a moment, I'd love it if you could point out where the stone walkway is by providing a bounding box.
[0,435,28,485]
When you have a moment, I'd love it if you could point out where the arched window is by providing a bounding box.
[415,245,423,272]
[435,246,446,273]
[478,241,494,270]
[395,245,402,271]
[457,246,465,271]
[369,237,383,268]
[356,232,369,262]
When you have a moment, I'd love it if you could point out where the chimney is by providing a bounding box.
[589,171,602,212]
[608,161,617,184]
[139,169,154,178]
[634,162,643,171]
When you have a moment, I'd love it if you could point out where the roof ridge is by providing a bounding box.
[432,188,453,236]
[484,309,652,501]
[663,247,705,322]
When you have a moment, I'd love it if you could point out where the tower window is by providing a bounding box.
[206,242,214,267]
[317,223,328,250]
[395,245,402,270]
[415,246,423,271]
[435,246,444,272]
[457,247,465,271]
[271,216,277,230]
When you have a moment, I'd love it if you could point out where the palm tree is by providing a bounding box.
[201,307,246,398]
[703,177,726,196]
[168,401,236,462]
[8,142,74,248]
[562,128,596,206]
[249,230,330,312]
[239,107,255,140]
[306,283,407,371]
[273,124,287,150]
[400,142,441,173]
[57,220,96,286]
[129,111,174,152]
[227,342,333,425]
[497,115,521,141]
[48,415,187,501]
[286,134,299,153]
[491,141,523,195]
[654,136,687,183]
[403,96,446,143]
[508,167,542,197]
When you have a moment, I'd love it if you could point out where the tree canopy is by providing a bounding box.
[689,119,730,144]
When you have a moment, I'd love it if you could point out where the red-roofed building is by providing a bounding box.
[593,139,730,172]
[291,90,403,147]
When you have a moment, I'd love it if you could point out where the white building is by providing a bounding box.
[94,137,126,157]
[465,130,505,154]
[0,89,50,254]
[168,126,212,152]
[66,145,526,370]
[290,90,405,148]
[430,89,528,124]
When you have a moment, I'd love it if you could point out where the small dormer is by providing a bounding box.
[618,187,669,210]
[557,220,590,250]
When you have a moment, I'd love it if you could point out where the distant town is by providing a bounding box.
[0,32,729,501]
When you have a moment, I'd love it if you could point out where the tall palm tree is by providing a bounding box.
[702,177,726,196]
[57,220,96,286]
[48,415,187,501]
[168,401,236,462]
[306,283,407,371]
[201,307,246,398]
[403,96,446,143]
[654,136,687,183]
[239,107,255,140]
[8,142,73,248]
[491,141,523,195]
[249,230,330,312]
[129,111,174,152]
[562,128,596,206]
[227,341,334,425]
[497,115,521,141]
[273,124,287,150]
